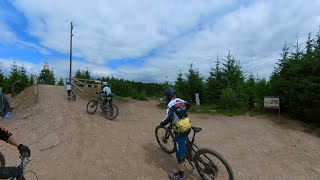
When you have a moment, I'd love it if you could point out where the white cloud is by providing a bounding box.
[12,0,234,62]
[0,58,41,76]
[0,21,19,43]
[1,0,319,83]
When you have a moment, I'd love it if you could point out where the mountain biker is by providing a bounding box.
[160,88,191,180]
[101,82,112,104]
[66,82,72,101]
[97,82,113,113]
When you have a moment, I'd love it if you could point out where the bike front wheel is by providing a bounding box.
[195,148,234,180]
[105,104,119,120]
[155,125,176,154]
[87,100,98,114]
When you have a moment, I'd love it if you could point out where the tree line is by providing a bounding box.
[1,29,319,123]
[0,62,56,95]
[173,31,320,123]
[71,69,167,98]
[270,32,320,123]
[71,29,320,123]
[0,62,34,95]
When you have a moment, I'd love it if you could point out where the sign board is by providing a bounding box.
[264,97,280,109]
[195,93,200,106]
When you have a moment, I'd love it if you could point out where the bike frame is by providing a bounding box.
[0,156,28,180]
[159,124,233,179]
[165,124,211,171]
[185,129,200,169]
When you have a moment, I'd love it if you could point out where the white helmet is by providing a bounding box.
[102,82,109,86]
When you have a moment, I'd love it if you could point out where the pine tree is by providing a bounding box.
[29,74,34,86]
[75,69,82,79]
[174,70,191,102]
[57,78,64,86]
[246,73,255,109]
[83,69,91,79]
[186,63,203,104]
[221,51,245,109]
[17,65,29,92]
[47,68,56,85]
[8,61,21,95]
[205,57,224,104]
[0,67,5,93]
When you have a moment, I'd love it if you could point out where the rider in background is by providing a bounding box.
[101,82,112,105]
[66,82,72,101]
[0,125,31,156]
[160,88,191,180]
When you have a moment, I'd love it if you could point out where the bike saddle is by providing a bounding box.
[192,127,202,133]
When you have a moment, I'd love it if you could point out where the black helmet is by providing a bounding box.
[164,88,176,100]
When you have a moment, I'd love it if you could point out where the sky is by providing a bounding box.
[0,0,320,84]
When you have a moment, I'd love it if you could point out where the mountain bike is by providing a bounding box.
[86,92,119,120]
[70,91,76,101]
[155,123,234,180]
[0,151,38,180]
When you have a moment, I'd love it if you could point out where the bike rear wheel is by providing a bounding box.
[0,151,5,167]
[195,148,234,180]
[155,125,176,154]
[72,94,76,101]
[87,100,98,114]
[105,104,119,120]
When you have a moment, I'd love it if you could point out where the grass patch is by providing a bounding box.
[114,95,129,102]
[157,103,167,109]
[156,103,257,117]
[249,110,264,117]
[221,107,248,116]
[189,104,218,113]
[133,90,148,101]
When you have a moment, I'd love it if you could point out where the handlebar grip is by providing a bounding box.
[21,152,30,158]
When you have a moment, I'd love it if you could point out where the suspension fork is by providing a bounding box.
[165,126,172,140]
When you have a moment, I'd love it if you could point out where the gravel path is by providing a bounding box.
[0,85,319,180]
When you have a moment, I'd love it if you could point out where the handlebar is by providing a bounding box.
[0,154,29,179]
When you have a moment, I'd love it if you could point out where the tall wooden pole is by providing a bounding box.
[69,22,73,81]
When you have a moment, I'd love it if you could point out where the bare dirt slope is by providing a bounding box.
[1,85,320,180]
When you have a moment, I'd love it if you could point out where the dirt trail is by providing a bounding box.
[1,85,320,180]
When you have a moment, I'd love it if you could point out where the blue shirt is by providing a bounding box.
[66,84,71,91]
[103,86,112,96]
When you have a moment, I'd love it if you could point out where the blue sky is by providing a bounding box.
[1,0,320,83]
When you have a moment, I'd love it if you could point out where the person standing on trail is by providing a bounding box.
[66,82,72,101]
[160,88,192,180]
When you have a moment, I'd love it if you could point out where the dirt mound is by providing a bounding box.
[11,85,38,112]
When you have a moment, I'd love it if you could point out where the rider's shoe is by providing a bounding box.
[169,172,184,180]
